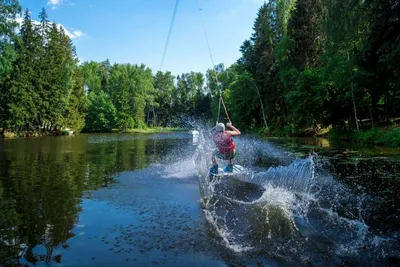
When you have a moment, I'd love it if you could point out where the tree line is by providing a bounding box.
[0,4,86,134]
[0,2,211,135]
[215,0,400,135]
[1,0,399,135]
[81,61,211,132]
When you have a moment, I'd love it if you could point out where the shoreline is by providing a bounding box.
[1,127,188,139]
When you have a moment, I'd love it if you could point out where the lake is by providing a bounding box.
[0,132,399,266]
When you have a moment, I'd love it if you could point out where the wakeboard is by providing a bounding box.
[209,164,245,177]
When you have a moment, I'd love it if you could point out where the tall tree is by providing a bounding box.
[359,0,400,122]
[276,0,297,38]
[127,64,154,128]
[107,63,154,130]
[313,0,369,127]
[100,59,111,95]
[0,0,21,127]
[174,71,207,122]
[245,1,285,128]
[229,65,263,128]
[81,61,107,94]
[108,63,135,131]
[38,7,49,38]
[288,0,324,70]
[85,91,116,132]
[3,9,42,130]
[61,68,88,133]
[35,8,49,129]
[152,71,175,126]
[42,22,76,130]
[0,0,21,79]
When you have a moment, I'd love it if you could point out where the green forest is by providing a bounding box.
[1,0,399,143]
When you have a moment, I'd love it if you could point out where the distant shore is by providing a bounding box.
[1,127,188,139]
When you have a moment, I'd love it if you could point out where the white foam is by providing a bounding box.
[192,127,383,258]
[161,158,197,179]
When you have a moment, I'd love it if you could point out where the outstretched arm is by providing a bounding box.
[226,122,240,136]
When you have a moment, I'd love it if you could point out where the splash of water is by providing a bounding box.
[193,129,314,252]
[192,128,397,264]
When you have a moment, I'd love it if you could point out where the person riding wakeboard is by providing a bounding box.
[210,122,241,174]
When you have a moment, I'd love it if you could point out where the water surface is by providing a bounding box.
[0,133,399,266]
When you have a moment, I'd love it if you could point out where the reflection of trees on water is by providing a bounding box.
[0,145,82,266]
[326,157,400,234]
[269,138,400,233]
[0,135,177,266]
[0,184,21,266]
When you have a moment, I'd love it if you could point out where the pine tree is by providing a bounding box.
[43,22,75,130]
[38,8,49,38]
[288,0,324,70]
[35,8,49,129]
[276,0,296,38]
[360,0,400,122]
[252,1,278,81]
[250,1,284,127]
[3,9,42,131]
[317,0,368,128]
[0,0,21,127]
[0,0,21,79]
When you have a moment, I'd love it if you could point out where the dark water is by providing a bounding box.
[0,133,399,266]
[267,137,400,235]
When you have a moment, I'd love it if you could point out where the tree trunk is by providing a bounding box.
[385,91,389,123]
[253,84,268,129]
[25,119,29,133]
[390,89,396,119]
[281,94,288,124]
[351,81,359,132]
[147,107,151,125]
[369,107,374,128]
[152,107,157,126]
[371,90,378,125]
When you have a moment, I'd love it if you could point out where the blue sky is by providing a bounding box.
[18,0,265,76]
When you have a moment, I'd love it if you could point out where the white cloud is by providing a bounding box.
[61,27,85,39]
[14,16,85,40]
[15,17,23,25]
[241,0,266,4]
[47,0,63,9]
[14,15,40,27]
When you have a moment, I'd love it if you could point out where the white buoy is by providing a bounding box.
[191,130,199,145]
[65,128,74,135]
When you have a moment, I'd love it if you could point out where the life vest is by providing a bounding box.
[214,132,236,155]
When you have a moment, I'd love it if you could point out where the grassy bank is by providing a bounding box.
[257,123,400,148]
[326,127,400,148]
[1,127,187,139]
[1,130,73,139]
[257,124,327,138]
[111,127,186,134]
